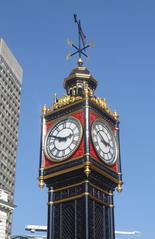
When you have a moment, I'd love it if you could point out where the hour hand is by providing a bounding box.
[98,132,110,147]
[59,133,73,142]
[51,133,73,142]
[51,135,67,142]
[66,133,73,139]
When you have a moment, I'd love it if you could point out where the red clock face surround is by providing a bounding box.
[44,111,85,168]
[44,117,83,162]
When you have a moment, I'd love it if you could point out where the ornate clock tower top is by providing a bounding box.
[46,61,118,121]
[39,15,123,239]
[46,14,119,121]
[44,62,118,121]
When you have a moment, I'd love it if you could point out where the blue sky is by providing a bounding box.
[0,0,155,238]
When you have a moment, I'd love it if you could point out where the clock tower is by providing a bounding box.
[39,16,122,239]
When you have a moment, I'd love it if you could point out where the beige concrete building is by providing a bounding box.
[0,38,23,239]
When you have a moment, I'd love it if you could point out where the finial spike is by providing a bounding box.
[53,93,58,104]
[42,105,47,115]
[77,58,83,66]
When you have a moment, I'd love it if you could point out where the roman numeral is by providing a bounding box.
[62,122,66,128]
[62,150,65,157]
[52,148,58,156]
[72,139,77,145]
[74,132,79,137]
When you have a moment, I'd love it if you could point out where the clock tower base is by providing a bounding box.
[46,169,116,239]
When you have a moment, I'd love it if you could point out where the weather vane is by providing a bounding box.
[67,14,93,64]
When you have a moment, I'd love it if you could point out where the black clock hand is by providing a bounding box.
[58,133,73,142]
[59,134,73,142]
[51,134,73,142]
[51,135,67,142]
[98,132,110,147]
[66,133,73,139]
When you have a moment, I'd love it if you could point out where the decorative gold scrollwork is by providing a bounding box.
[42,95,119,121]
[52,95,83,110]
[91,97,119,121]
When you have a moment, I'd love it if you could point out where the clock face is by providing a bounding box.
[45,118,82,162]
[91,120,118,165]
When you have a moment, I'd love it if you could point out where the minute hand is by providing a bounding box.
[98,132,110,147]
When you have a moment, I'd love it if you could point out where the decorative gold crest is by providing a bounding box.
[91,97,119,121]
[42,94,119,121]
[52,95,83,110]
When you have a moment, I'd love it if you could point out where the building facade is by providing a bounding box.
[0,38,23,239]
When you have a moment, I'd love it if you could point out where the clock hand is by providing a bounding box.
[98,132,110,147]
[51,134,73,142]
[51,135,67,142]
[51,135,59,139]
[58,133,73,142]
[66,133,73,139]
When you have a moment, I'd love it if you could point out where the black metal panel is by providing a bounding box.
[76,198,86,239]
[95,203,104,239]
[53,205,61,238]
[48,197,87,239]
[109,194,115,239]
[88,198,94,239]
[47,189,53,239]
[87,197,114,239]
[89,170,117,191]
[62,202,75,239]
[47,179,115,239]
[105,207,110,239]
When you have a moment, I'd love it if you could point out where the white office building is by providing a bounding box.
[0,38,23,238]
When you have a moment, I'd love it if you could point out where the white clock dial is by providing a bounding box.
[45,118,82,162]
[91,120,118,165]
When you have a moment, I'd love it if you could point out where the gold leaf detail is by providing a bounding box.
[52,95,82,110]
[91,97,119,121]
